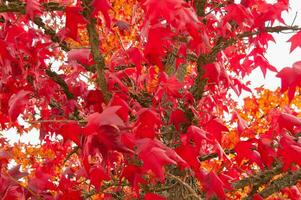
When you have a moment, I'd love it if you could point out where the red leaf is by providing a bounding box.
[257,138,276,168]
[223,4,253,28]
[26,0,42,19]
[175,144,203,179]
[278,134,301,170]
[92,0,111,27]
[127,47,143,74]
[287,31,301,53]
[204,118,228,144]
[84,106,125,136]
[278,112,301,133]
[135,124,156,139]
[136,138,187,181]
[65,7,87,40]
[144,26,173,68]
[136,108,162,127]
[109,94,130,122]
[204,172,226,200]
[186,126,210,149]
[2,186,25,200]
[121,165,145,192]
[142,0,198,30]
[170,109,189,131]
[145,193,166,200]
[89,165,110,191]
[68,49,92,66]
[254,54,277,77]
[28,167,56,193]
[232,112,248,134]
[276,61,301,102]
[8,90,31,121]
[86,89,104,113]
[253,194,264,200]
[282,186,301,200]
[234,140,264,169]
[59,122,82,146]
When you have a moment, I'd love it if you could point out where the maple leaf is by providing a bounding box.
[91,0,111,27]
[85,89,104,113]
[84,106,125,136]
[89,165,110,190]
[0,40,12,68]
[170,109,189,131]
[145,193,166,200]
[158,75,186,98]
[114,20,130,32]
[136,138,187,181]
[59,122,82,146]
[8,90,31,121]
[253,194,264,200]
[144,26,173,68]
[282,186,301,200]
[186,125,210,148]
[276,61,301,102]
[135,108,162,127]
[121,165,145,192]
[203,172,226,200]
[26,0,42,19]
[254,54,277,77]
[28,167,56,193]
[232,112,248,134]
[234,140,264,169]
[83,125,132,163]
[254,1,287,25]
[203,62,230,87]
[109,94,130,122]
[278,134,301,170]
[127,47,143,75]
[2,186,25,200]
[222,4,253,28]
[204,118,228,144]
[142,0,198,32]
[65,7,87,40]
[288,31,301,53]
[134,124,156,139]
[57,177,81,200]
[257,138,276,168]
[68,49,92,66]
[278,112,301,133]
[175,143,204,179]
[231,78,252,96]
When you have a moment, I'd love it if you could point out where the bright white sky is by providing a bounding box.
[2,0,301,145]
[233,0,301,105]
[248,0,301,90]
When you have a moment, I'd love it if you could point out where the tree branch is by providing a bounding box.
[232,164,283,190]
[167,173,201,200]
[45,68,74,100]
[81,0,111,103]
[258,168,301,199]
[33,17,70,51]
[190,25,301,100]
[198,149,235,161]
[195,0,206,17]
[0,1,64,13]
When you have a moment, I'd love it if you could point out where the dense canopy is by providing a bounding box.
[1,0,301,199]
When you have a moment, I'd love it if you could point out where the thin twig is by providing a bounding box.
[81,0,111,103]
[166,173,201,200]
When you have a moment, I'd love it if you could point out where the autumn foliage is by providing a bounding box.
[1,0,301,199]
